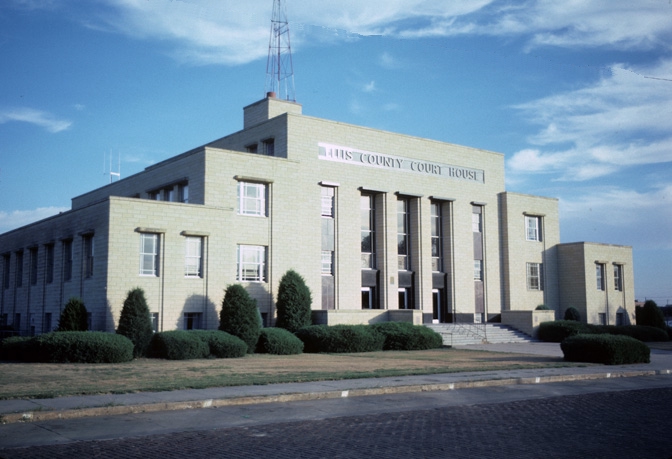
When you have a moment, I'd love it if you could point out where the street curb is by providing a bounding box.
[2,369,670,425]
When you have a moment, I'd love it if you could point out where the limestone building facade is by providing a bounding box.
[0,96,635,334]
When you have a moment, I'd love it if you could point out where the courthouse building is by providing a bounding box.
[0,95,635,335]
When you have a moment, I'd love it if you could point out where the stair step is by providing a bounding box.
[424,324,535,346]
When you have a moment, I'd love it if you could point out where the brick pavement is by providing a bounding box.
[1,387,670,459]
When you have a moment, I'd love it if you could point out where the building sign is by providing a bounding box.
[318,143,484,183]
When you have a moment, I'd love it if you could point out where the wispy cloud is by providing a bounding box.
[363,81,376,93]
[0,206,69,233]
[508,59,672,181]
[0,107,72,133]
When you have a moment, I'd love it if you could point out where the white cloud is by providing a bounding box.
[559,184,672,250]
[508,59,672,181]
[363,81,376,93]
[0,107,72,133]
[0,207,69,234]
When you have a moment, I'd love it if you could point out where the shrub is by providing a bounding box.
[33,332,133,363]
[535,304,551,311]
[189,330,247,358]
[0,336,36,361]
[561,334,650,365]
[563,307,581,322]
[219,284,262,353]
[636,300,666,330]
[116,288,154,357]
[296,325,385,353]
[149,331,210,360]
[275,270,312,333]
[256,328,304,355]
[538,320,590,342]
[589,324,669,342]
[371,322,443,350]
[57,297,88,332]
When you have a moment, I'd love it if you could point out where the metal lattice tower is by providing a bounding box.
[265,0,296,101]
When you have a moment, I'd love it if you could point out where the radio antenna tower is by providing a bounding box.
[265,0,296,101]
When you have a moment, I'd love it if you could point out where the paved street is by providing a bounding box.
[1,376,671,459]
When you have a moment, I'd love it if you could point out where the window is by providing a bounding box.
[238,182,267,216]
[525,216,542,241]
[63,240,73,282]
[29,248,38,286]
[616,312,624,326]
[185,237,203,277]
[140,233,160,276]
[15,251,23,287]
[245,143,258,153]
[598,313,606,325]
[178,183,189,203]
[526,262,543,290]
[361,195,375,269]
[149,190,161,200]
[184,313,202,330]
[474,260,483,281]
[262,138,275,156]
[321,251,333,275]
[83,235,94,278]
[44,313,52,333]
[596,263,605,291]
[431,202,443,272]
[237,245,266,282]
[45,244,54,284]
[613,264,623,291]
[361,287,375,309]
[2,254,10,289]
[472,211,482,233]
[164,187,175,202]
[397,198,410,270]
[321,186,334,217]
[151,312,159,333]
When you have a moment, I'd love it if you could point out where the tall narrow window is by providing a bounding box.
[164,187,175,202]
[361,195,375,269]
[526,262,543,290]
[237,245,266,282]
[472,212,482,233]
[45,244,54,284]
[238,182,267,216]
[262,138,275,156]
[397,198,410,271]
[63,240,73,282]
[15,251,23,287]
[2,254,10,289]
[613,264,623,291]
[185,237,203,277]
[525,216,542,241]
[596,263,605,291]
[29,248,38,286]
[140,233,160,276]
[321,186,334,217]
[178,183,189,203]
[431,202,443,272]
[184,312,202,330]
[474,260,484,281]
[83,235,94,278]
[321,251,333,275]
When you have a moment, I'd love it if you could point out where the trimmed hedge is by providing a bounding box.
[219,284,262,353]
[371,322,443,350]
[539,321,669,343]
[256,328,304,355]
[5,332,134,363]
[275,270,313,333]
[538,320,589,342]
[149,330,247,360]
[561,334,650,365]
[190,330,247,358]
[295,325,385,353]
[149,331,210,360]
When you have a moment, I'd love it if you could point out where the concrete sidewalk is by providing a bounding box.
[1,342,671,425]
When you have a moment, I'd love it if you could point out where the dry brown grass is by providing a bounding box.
[0,348,581,400]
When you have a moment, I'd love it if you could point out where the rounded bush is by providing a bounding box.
[538,320,590,342]
[535,304,551,311]
[295,325,384,353]
[636,300,666,330]
[149,331,210,360]
[256,328,304,355]
[57,297,88,332]
[117,288,154,357]
[219,284,261,353]
[563,307,581,322]
[189,330,247,358]
[561,334,650,365]
[371,322,443,350]
[275,270,312,333]
[34,332,133,363]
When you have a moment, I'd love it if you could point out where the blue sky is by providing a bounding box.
[1,0,670,303]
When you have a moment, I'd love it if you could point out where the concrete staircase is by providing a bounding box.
[425,323,535,346]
